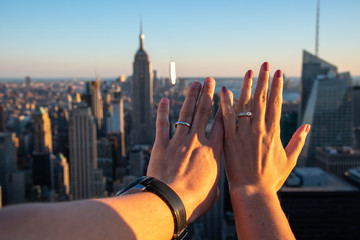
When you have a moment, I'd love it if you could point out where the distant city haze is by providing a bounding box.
[1,0,360,78]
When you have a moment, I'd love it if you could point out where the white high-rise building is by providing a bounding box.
[169,61,176,85]
[111,91,124,133]
[69,106,101,200]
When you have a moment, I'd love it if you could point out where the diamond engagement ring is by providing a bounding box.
[237,112,252,118]
[175,121,191,128]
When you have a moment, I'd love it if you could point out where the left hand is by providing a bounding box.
[147,77,224,223]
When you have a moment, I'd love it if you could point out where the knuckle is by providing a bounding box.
[272,96,282,107]
[197,104,212,116]
[251,123,266,136]
[157,118,169,128]
[255,93,267,104]
[180,110,193,121]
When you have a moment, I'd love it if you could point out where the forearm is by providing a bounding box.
[230,186,295,240]
[0,193,174,240]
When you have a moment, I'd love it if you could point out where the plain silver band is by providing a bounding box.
[175,121,191,128]
[237,112,252,118]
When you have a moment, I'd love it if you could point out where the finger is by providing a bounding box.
[155,97,170,147]
[208,104,223,154]
[285,124,311,163]
[220,86,236,139]
[252,62,270,131]
[266,70,283,133]
[174,81,202,138]
[191,77,215,135]
[237,70,253,132]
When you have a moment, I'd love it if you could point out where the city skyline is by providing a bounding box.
[1,0,360,78]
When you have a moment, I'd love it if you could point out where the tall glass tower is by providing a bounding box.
[299,51,354,166]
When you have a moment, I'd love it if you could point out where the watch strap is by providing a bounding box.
[142,177,188,239]
[116,176,188,240]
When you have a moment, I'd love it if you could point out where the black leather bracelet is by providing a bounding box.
[117,176,188,240]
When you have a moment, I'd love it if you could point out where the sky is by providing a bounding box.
[0,0,359,78]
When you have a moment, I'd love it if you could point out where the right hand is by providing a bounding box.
[147,78,224,223]
[220,62,310,194]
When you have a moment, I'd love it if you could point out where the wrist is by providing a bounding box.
[230,185,277,199]
[117,176,188,239]
[167,183,195,223]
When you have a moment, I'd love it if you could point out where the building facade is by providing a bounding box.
[32,107,53,153]
[69,106,98,200]
[299,51,353,166]
[299,50,337,121]
[316,146,360,178]
[0,132,16,205]
[131,27,154,145]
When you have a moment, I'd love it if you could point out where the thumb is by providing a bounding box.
[285,124,311,163]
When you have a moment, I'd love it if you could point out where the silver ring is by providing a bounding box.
[237,112,252,118]
[175,121,191,128]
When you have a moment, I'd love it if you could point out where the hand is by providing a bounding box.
[147,77,223,223]
[220,62,310,195]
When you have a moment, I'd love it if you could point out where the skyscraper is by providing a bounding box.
[0,132,16,205]
[299,50,337,121]
[25,76,31,92]
[169,61,176,85]
[131,25,154,145]
[299,51,354,166]
[69,106,98,200]
[111,91,124,134]
[82,79,104,133]
[32,107,53,153]
[0,105,5,132]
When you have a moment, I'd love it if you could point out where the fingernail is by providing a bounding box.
[246,70,253,79]
[160,97,169,104]
[305,124,311,133]
[262,62,270,71]
[205,77,215,85]
[192,81,201,89]
[221,86,227,95]
[275,69,282,78]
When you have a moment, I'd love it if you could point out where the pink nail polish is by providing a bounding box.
[275,70,282,78]
[247,70,253,79]
[262,62,270,71]
[221,86,227,94]
[192,82,201,89]
[205,77,214,85]
[161,98,169,104]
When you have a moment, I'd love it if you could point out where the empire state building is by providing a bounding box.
[131,27,154,145]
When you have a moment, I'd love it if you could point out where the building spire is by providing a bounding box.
[315,0,320,57]
[140,16,145,50]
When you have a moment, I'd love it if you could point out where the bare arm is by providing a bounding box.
[0,193,174,240]
[0,78,224,240]
[220,62,310,240]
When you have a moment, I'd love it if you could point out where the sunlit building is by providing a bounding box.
[69,106,98,200]
[82,79,104,133]
[32,107,53,153]
[299,51,354,166]
[169,61,176,85]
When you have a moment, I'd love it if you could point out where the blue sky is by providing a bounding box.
[0,0,359,78]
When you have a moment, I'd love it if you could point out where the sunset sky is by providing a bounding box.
[1,0,359,78]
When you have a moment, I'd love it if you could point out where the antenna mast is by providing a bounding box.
[315,0,320,56]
